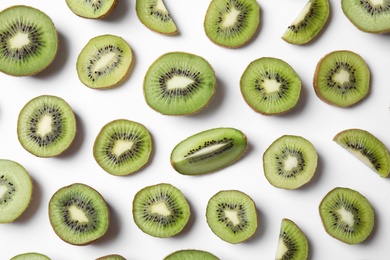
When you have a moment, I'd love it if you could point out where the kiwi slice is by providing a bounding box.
[93,119,152,176]
[132,183,190,238]
[164,249,219,260]
[77,34,133,89]
[96,254,126,260]
[282,0,330,45]
[319,187,375,244]
[170,127,247,175]
[66,0,118,19]
[0,159,32,223]
[11,252,50,260]
[275,219,309,260]
[136,0,178,35]
[17,95,77,158]
[263,135,318,190]
[143,51,216,116]
[333,128,390,178]
[204,0,260,48]
[240,57,302,115]
[0,5,58,76]
[49,183,110,245]
[313,50,370,107]
[206,190,257,244]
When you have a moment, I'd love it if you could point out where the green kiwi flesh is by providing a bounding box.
[132,183,190,238]
[48,183,110,245]
[96,254,126,260]
[170,127,247,175]
[319,187,375,244]
[333,128,390,177]
[204,0,260,48]
[17,95,76,157]
[77,34,133,89]
[66,0,118,19]
[314,50,370,107]
[0,5,58,76]
[164,249,219,260]
[263,135,318,189]
[11,252,50,260]
[206,190,257,244]
[0,159,32,223]
[93,119,152,176]
[240,57,302,115]
[282,0,330,45]
[275,219,309,260]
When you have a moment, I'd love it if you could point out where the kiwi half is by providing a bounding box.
[132,183,190,238]
[164,249,219,260]
[319,187,375,244]
[275,219,309,260]
[17,95,77,158]
[11,252,50,260]
[0,5,58,76]
[96,254,126,260]
[66,0,118,19]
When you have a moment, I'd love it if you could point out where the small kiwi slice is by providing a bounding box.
[275,219,309,260]
[164,249,219,260]
[333,128,390,178]
[96,254,126,260]
[93,119,152,176]
[132,183,190,238]
[170,127,247,175]
[240,57,302,116]
[319,187,375,244]
[282,0,330,45]
[313,50,370,107]
[17,95,77,158]
[263,135,318,190]
[49,183,110,245]
[66,0,118,19]
[204,0,260,48]
[206,190,257,244]
[11,252,50,260]
[0,5,58,76]
[143,51,216,116]
[77,34,133,89]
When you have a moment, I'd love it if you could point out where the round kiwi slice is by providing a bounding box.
[164,249,219,260]
[263,135,318,190]
[11,252,50,260]
[0,159,32,223]
[96,254,125,260]
[93,119,152,176]
[132,183,191,238]
[240,57,302,116]
[77,34,133,89]
[204,0,260,48]
[48,183,110,245]
[313,50,370,107]
[319,187,375,244]
[17,95,77,158]
[143,51,216,116]
[66,0,118,19]
[0,5,58,76]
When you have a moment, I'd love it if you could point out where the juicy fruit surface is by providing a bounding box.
[132,183,190,238]
[96,254,126,260]
[164,249,219,260]
[170,127,247,175]
[11,252,51,260]
[0,5,58,76]
[275,219,308,260]
[66,0,117,19]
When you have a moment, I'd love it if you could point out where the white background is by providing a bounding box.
[0,0,389,259]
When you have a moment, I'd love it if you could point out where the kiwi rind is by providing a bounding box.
[96,254,126,260]
[10,252,50,260]
[66,0,118,19]
[164,249,219,260]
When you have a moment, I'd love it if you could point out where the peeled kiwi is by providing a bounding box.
[96,254,126,260]
[164,249,219,260]
[66,0,118,19]
[10,252,50,260]
[275,219,309,260]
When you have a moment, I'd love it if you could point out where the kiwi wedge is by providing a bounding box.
[132,183,190,238]
[164,249,219,260]
[77,34,133,89]
[49,183,110,245]
[93,119,152,176]
[275,219,309,260]
[11,252,50,260]
[143,51,216,116]
[313,50,370,107]
[282,0,330,45]
[333,128,390,178]
[319,187,375,244]
[170,127,247,175]
[0,5,58,76]
[240,57,302,115]
[206,190,257,244]
[263,135,318,190]
[66,0,118,19]
[96,254,126,260]
[204,0,260,48]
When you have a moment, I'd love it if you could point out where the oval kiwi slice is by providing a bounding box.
[66,0,118,19]
[164,249,219,260]
[96,254,125,260]
[11,252,50,260]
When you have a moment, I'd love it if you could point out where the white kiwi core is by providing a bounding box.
[224,209,240,226]
[0,185,8,199]
[112,140,134,157]
[155,0,168,13]
[276,237,289,260]
[93,52,116,72]
[68,205,89,223]
[370,0,384,5]
[166,76,194,90]
[284,155,298,171]
[151,201,171,216]
[222,7,240,28]
[185,143,227,159]
[9,32,30,49]
[333,69,350,85]
[263,78,281,93]
[292,2,312,25]
[36,114,53,137]
[337,207,355,227]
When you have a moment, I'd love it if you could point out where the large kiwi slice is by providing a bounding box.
[313,50,370,107]
[204,0,260,48]
[11,252,50,260]
[77,34,133,89]
[206,190,257,244]
[240,57,302,115]
[263,135,318,189]
[143,51,216,116]
[164,249,219,260]
[0,5,58,76]
[66,0,118,19]
[319,187,375,244]
[48,183,110,245]
[333,128,390,178]
[96,254,126,260]
[170,127,247,175]
[132,183,190,238]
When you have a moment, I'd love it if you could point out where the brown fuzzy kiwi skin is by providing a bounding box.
[66,0,118,19]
